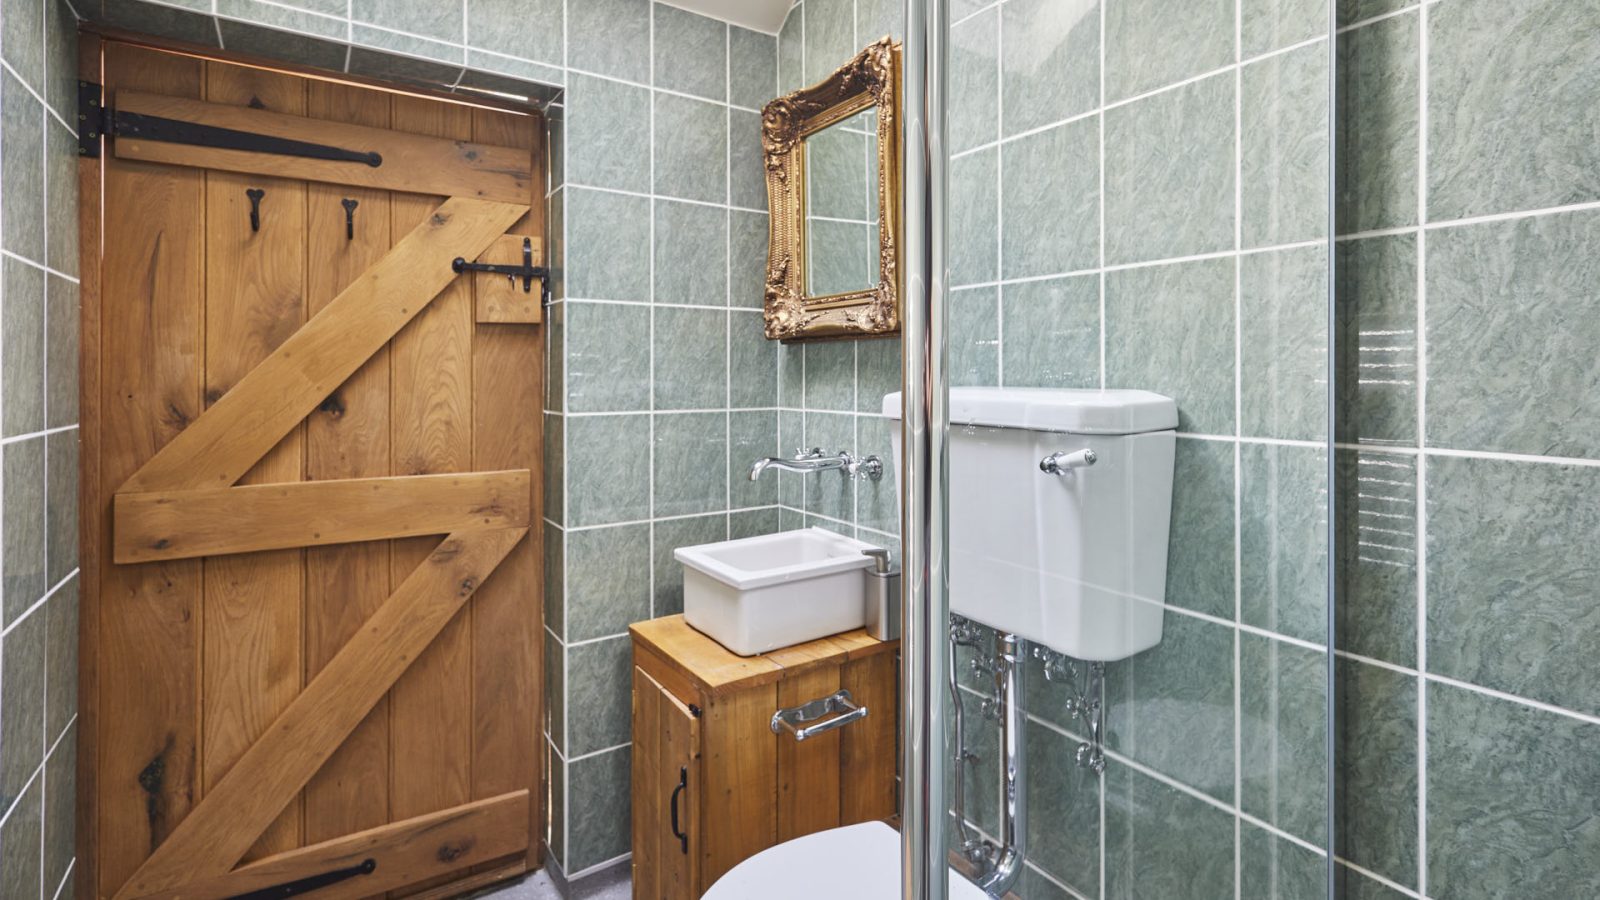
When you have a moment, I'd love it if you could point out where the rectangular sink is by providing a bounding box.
[676,528,882,656]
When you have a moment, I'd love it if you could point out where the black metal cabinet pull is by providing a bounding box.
[246,188,264,232]
[669,766,688,855]
[341,198,358,240]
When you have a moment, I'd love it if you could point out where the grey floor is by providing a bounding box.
[473,866,632,900]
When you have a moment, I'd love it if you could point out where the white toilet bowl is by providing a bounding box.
[701,821,990,899]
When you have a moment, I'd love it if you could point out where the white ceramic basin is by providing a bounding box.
[675,528,881,656]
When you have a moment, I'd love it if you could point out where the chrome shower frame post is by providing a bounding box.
[900,0,950,897]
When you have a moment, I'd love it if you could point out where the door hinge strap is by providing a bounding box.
[77,82,382,167]
[225,858,376,900]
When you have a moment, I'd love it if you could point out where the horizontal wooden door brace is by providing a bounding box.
[114,470,531,563]
[81,88,535,203]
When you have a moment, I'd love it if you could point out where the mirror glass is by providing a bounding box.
[803,108,880,298]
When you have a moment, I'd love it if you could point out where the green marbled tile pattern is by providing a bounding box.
[1241,42,1331,250]
[1426,455,1600,717]
[999,274,1099,389]
[1,72,43,262]
[568,0,649,83]
[1105,72,1235,264]
[1427,682,1600,900]
[1427,0,1600,221]
[654,200,727,307]
[1335,658,1417,891]
[951,288,999,387]
[545,741,566,861]
[855,413,897,534]
[731,109,768,211]
[807,219,876,296]
[1105,257,1236,435]
[1334,13,1417,234]
[653,513,728,618]
[1104,0,1233,102]
[1240,244,1330,442]
[46,110,78,279]
[806,125,871,220]
[950,7,998,155]
[856,339,902,413]
[0,610,43,802]
[1106,614,1235,801]
[43,725,73,892]
[1337,0,1413,27]
[1240,821,1328,899]
[653,412,728,517]
[654,307,727,411]
[215,21,346,70]
[1164,438,1237,619]
[564,302,649,412]
[1001,0,1099,137]
[803,0,855,85]
[2,258,44,437]
[951,147,999,285]
[544,525,565,637]
[1024,719,1100,895]
[653,3,726,101]
[803,342,856,412]
[544,413,564,525]
[216,0,343,39]
[1334,234,1417,446]
[1337,864,1414,900]
[95,0,218,47]
[1240,442,1330,644]
[1001,116,1098,277]
[1104,760,1235,900]
[730,26,778,110]
[730,411,779,509]
[778,7,803,94]
[0,771,40,900]
[0,0,42,91]
[730,211,768,309]
[654,93,728,205]
[729,507,781,540]
[1333,450,1417,667]
[45,434,75,590]
[567,413,650,527]
[1426,209,1600,459]
[565,188,650,301]
[1242,0,1331,56]
[546,302,565,412]
[351,0,459,42]
[567,744,632,870]
[564,523,650,642]
[565,635,632,756]
[857,0,903,43]
[545,633,565,751]
[45,580,77,738]
[45,277,76,430]
[729,315,777,408]
[802,411,856,523]
[465,0,562,65]
[1,439,45,620]
[1240,634,1329,845]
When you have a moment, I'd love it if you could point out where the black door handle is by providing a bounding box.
[669,766,688,855]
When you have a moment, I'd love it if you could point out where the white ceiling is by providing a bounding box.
[663,0,793,34]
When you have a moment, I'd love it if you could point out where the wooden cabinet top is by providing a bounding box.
[629,615,898,697]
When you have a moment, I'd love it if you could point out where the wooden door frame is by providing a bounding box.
[76,32,549,900]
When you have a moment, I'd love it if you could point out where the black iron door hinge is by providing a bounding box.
[77,80,382,167]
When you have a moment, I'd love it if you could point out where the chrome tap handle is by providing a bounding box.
[1040,448,1096,474]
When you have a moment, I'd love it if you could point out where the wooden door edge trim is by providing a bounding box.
[82,27,546,117]
[112,468,532,562]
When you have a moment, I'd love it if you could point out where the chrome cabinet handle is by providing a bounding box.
[1040,448,1096,474]
[770,689,869,742]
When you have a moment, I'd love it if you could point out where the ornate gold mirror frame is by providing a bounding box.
[762,37,902,342]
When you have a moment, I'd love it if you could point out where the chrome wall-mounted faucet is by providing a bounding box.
[749,448,884,482]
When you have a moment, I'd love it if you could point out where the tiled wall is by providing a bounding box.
[0,1,80,897]
[543,0,785,878]
[774,0,905,555]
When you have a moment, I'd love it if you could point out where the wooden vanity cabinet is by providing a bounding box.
[629,615,899,899]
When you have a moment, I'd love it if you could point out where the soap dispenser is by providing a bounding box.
[862,548,901,641]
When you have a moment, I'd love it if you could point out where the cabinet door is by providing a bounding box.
[632,666,700,900]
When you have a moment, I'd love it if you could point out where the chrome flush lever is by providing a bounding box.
[1040,448,1096,474]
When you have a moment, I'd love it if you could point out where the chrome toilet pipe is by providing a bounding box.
[974,633,1027,897]
[900,0,949,896]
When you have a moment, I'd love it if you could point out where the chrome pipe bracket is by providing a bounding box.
[770,689,868,742]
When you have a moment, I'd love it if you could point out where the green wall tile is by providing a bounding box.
[730,26,777,110]
[567,414,650,527]
[1335,658,1417,891]
[565,523,651,642]
[1334,451,1417,668]
[1001,117,1098,277]
[466,0,563,65]
[654,94,728,205]
[1241,43,1330,250]
[803,0,854,85]
[1240,634,1329,845]
[653,412,728,517]
[730,315,777,408]
[566,189,650,301]
[1335,13,1417,234]
[1243,0,1330,56]
[950,7,998,154]
[566,74,651,193]
[1240,822,1328,899]
[3,257,45,437]
[568,0,649,83]
[653,513,728,617]
[1334,234,1417,446]
[653,4,726,101]
[951,287,998,387]
[568,744,632,870]
[1427,455,1600,717]
[565,302,650,412]
[730,411,779,509]
[1105,0,1233,102]
[951,146,999,284]
[1106,258,1236,435]
[1000,274,1098,389]
[1164,438,1237,619]
[1427,682,1600,899]
[1240,245,1330,442]
[654,306,728,411]
[1106,73,1234,264]
[1104,761,1235,899]
[1428,0,1600,221]
[1024,719,1100,895]
[1426,209,1600,459]
[1001,0,1099,137]
[1241,443,1330,644]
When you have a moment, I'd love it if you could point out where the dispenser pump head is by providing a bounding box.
[863,547,892,574]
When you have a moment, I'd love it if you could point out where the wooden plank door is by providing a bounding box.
[78,38,546,900]
[631,667,701,900]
